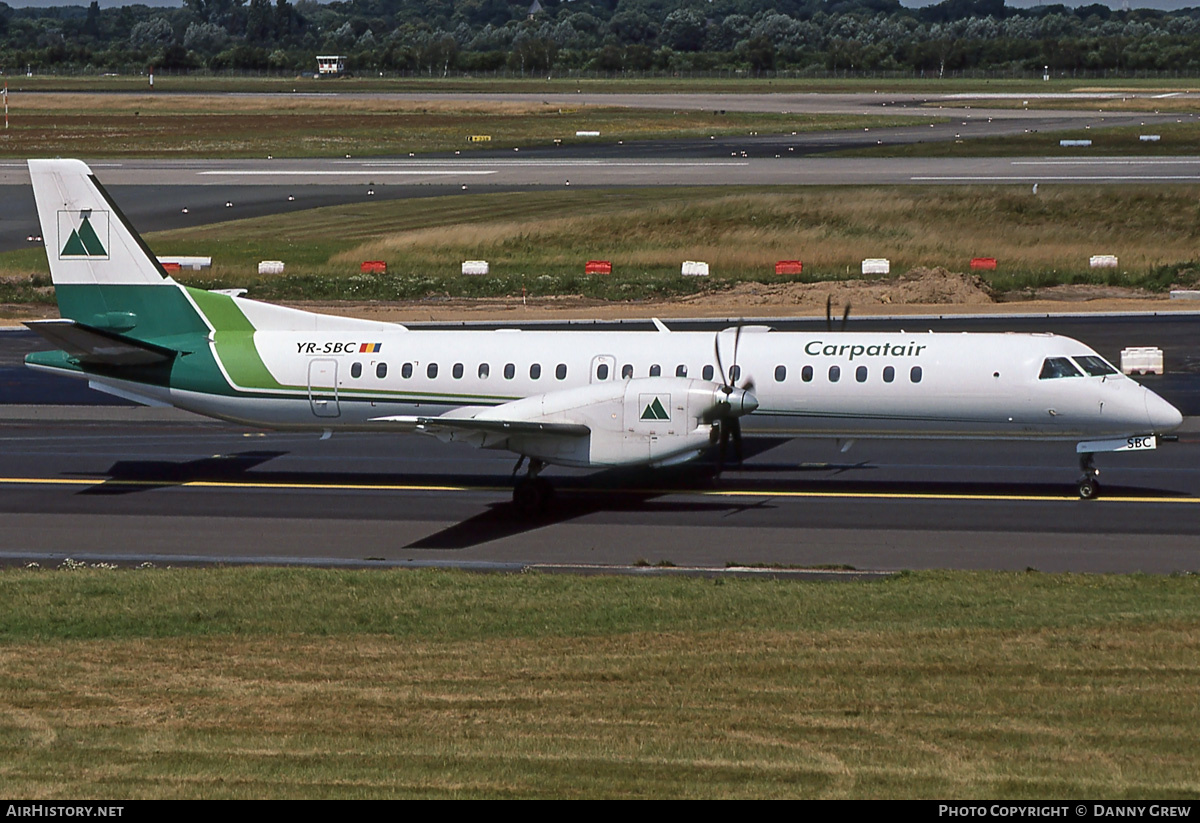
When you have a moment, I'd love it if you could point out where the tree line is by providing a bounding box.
[3,0,1200,76]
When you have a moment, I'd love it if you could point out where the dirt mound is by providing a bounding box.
[678,267,994,309]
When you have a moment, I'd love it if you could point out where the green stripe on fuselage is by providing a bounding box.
[44,282,265,398]
[185,288,288,393]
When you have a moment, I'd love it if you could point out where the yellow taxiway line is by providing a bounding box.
[0,475,1194,504]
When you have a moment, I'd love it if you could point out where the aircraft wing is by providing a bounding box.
[25,319,178,366]
[371,414,590,438]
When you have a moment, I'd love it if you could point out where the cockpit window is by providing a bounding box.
[1073,356,1119,377]
[1039,357,1083,379]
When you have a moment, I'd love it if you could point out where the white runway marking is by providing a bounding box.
[359,160,752,168]
[1012,159,1200,166]
[197,170,499,176]
[912,175,1200,182]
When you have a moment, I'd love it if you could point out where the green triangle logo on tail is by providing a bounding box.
[641,396,670,421]
[58,211,108,259]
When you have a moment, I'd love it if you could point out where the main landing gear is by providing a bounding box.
[512,456,553,516]
[1077,453,1100,500]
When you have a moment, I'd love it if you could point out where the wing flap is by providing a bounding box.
[25,319,179,366]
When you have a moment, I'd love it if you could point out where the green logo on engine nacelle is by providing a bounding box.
[640,396,670,421]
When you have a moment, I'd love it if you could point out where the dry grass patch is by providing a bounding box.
[3,185,1199,306]
[0,569,1199,798]
[0,92,928,158]
[2,626,1199,798]
[325,186,1200,277]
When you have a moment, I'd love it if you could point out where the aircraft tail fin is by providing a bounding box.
[27,158,212,339]
[28,158,404,340]
[29,158,171,290]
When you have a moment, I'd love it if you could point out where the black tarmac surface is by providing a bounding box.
[1,314,1197,573]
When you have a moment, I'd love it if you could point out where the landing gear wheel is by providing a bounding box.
[1077,453,1100,500]
[1077,477,1100,500]
[513,476,553,517]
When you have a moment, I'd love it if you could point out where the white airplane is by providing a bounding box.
[23,159,1183,511]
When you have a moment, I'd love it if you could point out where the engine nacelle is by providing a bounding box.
[473,377,750,468]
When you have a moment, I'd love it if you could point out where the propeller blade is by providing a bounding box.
[826,295,833,332]
[731,324,743,380]
[840,303,851,332]
[713,333,728,391]
[730,417,744,464]
[717,421,728,470]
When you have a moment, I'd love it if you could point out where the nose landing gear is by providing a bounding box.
[1077,453,1100,500]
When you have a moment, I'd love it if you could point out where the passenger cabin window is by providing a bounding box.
[622,364,634,379]
[1074,356,1118,377]
[801,365,813,383]
[504,363,515,380]
[910,366,923,383]
[676,365,687,378]
[597,363,609,381]
[829,365,841,383]
[856,366,868,383]
[556,364,567,380]
[774,365,786,382]
[730,365,741,383]
[351,362,362,379]
[452,363,464,379]
[883,366,895,383]
[401,363,411,379]
[427,363,438,379]
[649,364,661,377]
[377,363,388,379]
[530,364,542,380]
[1039,358,1082,380]
[479,363,490,379]
[702,365,714,381]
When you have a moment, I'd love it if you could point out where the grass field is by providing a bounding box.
[0,91,932,158]
[4,184,1196,305]
[7,74,1200,95]
[849,119,1200,158]
[0,567,1198,799]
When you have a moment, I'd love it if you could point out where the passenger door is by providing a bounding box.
[307,358,340,418]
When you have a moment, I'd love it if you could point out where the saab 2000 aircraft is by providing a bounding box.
[23,159,1183,512]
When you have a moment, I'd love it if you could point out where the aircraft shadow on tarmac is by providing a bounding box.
[73,451,290,495]
[63,444,1189,550]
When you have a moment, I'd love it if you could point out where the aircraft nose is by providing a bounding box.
[1145,388,1183,432]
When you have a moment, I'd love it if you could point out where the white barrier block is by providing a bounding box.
[1120,346,1164,375]
[575,131,600,137]
[158,256,212,271]
[258,260,285,275]
[1140,135,1161,142]
[1060,139,1092,147]
[1089,255,1118,268]
[461,260,490,276]
[681,261,710,276]
[861,258,890,275]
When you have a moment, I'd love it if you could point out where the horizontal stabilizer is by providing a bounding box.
[25,319,179,366]
[372,414,590,438]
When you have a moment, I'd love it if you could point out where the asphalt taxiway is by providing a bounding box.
[2,92,1197,571]
[1,315,1197,573]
